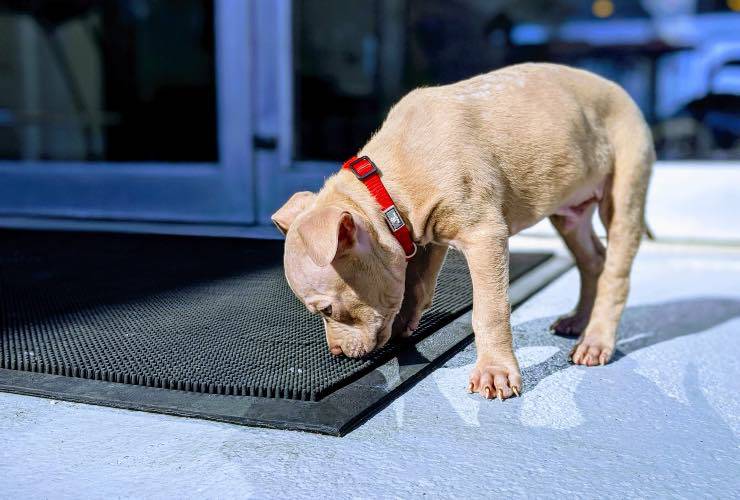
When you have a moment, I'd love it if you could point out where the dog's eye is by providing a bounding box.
[320,305,333,318]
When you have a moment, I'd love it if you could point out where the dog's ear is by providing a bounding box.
[295,207,356,267]
[271,191,316,235]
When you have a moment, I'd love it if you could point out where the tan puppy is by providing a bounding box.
[272,63,653,400]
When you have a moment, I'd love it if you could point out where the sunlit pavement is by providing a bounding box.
[1,238,739,499]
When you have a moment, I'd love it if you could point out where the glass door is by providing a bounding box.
[252,0,415,224]
[0,0,255,227]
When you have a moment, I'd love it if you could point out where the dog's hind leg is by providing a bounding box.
[570,112,653,366]
[549,202,605,336]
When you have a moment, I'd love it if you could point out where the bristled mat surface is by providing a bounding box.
[0,230,549,401]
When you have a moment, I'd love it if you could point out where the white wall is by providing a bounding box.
[521,161,740,243]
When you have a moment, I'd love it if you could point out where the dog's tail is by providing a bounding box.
[644,220,655,241]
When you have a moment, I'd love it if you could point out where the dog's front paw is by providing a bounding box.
[468,356,522,400]
[392,307,423,338]
[392,294,430,338]
[569,333,615,366]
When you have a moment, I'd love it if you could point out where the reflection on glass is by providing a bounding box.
[294,0,740,161]
[0,0,216,162]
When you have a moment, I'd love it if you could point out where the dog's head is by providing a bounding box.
[272,192,406,358]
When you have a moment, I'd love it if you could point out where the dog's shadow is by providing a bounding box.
[420,297,740,391]
[516,297,740,389]
[351,297,740,439]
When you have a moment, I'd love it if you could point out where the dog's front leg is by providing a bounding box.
[460,229,521,400]
[393,244,449,337]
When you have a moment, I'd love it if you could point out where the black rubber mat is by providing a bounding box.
[0,229,557,433]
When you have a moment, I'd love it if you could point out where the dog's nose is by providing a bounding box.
[329,345,343,356]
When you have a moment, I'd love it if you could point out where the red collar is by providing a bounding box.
[342,156,417,260]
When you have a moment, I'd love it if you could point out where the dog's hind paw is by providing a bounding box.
[550,311,590,336]
[569,335,615,366]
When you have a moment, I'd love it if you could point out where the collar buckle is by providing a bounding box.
[345,156,378,180]
[342,155,416,260]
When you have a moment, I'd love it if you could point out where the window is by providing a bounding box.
[0,0,216,162]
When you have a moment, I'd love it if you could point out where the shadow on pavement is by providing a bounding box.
[516,297,740,390]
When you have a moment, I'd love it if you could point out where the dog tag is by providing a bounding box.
[384,206,405,231]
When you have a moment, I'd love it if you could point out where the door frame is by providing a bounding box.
[251,0,338,225]
[0,0,256,227]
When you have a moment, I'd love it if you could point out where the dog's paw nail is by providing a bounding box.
[497,388,504,401]
[484,386,491,399]
[467,383,474,394]
[512,387,520,397]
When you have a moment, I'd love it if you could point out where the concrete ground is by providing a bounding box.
[1,236,738,499]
